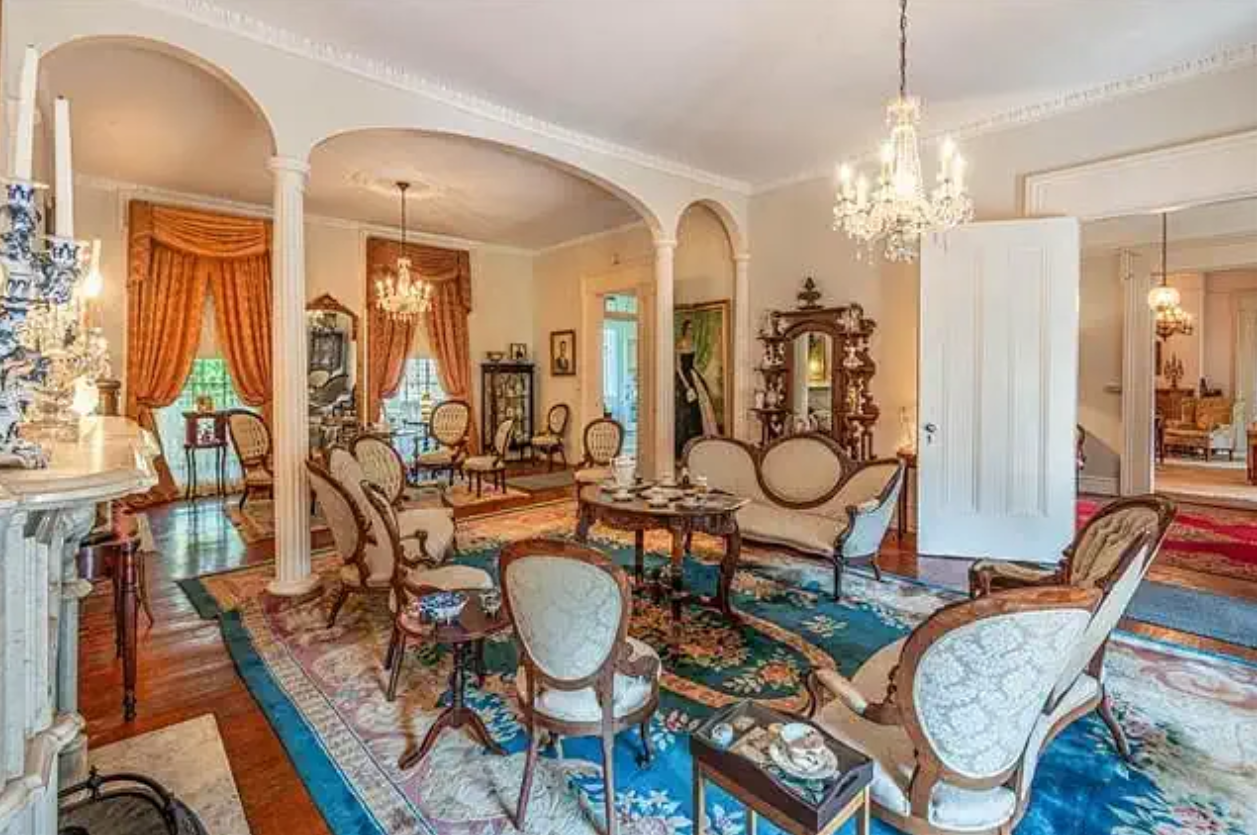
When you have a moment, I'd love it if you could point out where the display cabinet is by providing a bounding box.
[480,361,534,459]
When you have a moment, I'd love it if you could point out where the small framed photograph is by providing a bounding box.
[550,330,576,376]
[508,342,528,362]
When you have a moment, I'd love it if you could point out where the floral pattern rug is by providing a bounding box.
[197,503,1257,835]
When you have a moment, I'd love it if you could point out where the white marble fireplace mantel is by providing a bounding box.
[0,417,159,835]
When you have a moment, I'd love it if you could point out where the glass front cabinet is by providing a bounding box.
[480,361,534,458]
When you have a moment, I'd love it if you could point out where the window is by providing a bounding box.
[155,358,245,492]
[384,358,446,454]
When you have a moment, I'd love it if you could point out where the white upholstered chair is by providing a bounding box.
[360,484,492,701]
[501,538,660,835]
[528,403,571,471]
[321,447,460,626]
[573,418,625,493]
[415,399,472,484]
[225,409,273,509]
[462,417,515,497]
[352,434,430,507]
[808,586,1101,835]
[685,435,904,599]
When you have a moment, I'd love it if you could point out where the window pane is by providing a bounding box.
[155,358,246,494]
[384,358,446,458]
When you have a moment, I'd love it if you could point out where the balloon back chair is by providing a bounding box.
[809,586,1101,835]
[462,417,515,497]
[415,399,472,485]
[360,483,492,701]
[501,538,661,835]
[573,418,625,497]
[529,403,571,471]
[225,409,272,509]
[352,433,429,506]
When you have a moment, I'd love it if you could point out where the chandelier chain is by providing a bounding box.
[899,0,908,99]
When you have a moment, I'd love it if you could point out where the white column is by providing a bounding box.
[1120,248,1154,496]
[732,252,751,441]
[267,156,319,598]
[653,238,677,479]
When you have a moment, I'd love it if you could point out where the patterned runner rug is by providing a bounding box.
[193,503,1256,835]
[1079,498,1257,583]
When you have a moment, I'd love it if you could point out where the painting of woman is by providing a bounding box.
[674,301,731,458]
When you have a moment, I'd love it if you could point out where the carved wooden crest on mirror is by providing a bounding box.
[754,283,878,459]
[307,293,362,420]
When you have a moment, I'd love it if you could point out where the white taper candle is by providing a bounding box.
[54,97,74,237]
[12,45,39,180]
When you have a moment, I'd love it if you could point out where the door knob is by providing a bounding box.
[923,423,937,445]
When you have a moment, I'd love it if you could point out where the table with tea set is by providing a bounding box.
[574,473,749,632]
[395,588,508,769]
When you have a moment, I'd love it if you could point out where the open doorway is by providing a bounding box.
[603,293,639,458]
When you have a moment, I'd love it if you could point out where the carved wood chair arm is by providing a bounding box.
[807,668,902,725]
[615,643,660,680]
[967,560,1063,598]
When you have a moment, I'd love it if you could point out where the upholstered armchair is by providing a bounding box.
[807,586,1101,835]
[462,417,515,497]
[352,434,431,507]
[528,403,570,471]
[415,399,472,484]
[501,538,660,835]
[573,418,625,494]
[360,484,492,701]
[225,409,272,509]
[968,495,1175,597]
[322,447,460,626]
[684,435,904,600]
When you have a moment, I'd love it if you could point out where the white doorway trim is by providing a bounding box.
[1024,129,1257,495]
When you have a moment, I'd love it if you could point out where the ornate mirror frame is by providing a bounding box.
[307,293,362,418]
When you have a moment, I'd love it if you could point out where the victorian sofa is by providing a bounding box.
[1162,395,1245,460]
[683,434,904,599]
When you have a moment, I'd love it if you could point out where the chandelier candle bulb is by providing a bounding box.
[13,45,39,181]
[54,97,74,237]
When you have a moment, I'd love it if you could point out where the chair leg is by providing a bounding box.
[137,551,155,628]
[638,719,654,765]
[870,556,883,582]
[832,559,844,602]
[385,623,401,671]
[516,720,541,831]
[474,639,487,687]
[601,728,618,835]
[327,585,350,627]
[1098,691,1131,761]
[386,633,408,702]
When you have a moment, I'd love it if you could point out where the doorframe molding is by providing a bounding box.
[1024,129,1257,495]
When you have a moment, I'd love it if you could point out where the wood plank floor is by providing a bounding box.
[77,482,1256,834]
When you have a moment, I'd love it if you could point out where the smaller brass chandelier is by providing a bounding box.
[1147,213,1193,341]
[832,0,972,261]
[375,182,433,321]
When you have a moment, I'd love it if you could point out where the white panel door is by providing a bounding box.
[918,218,1080,562]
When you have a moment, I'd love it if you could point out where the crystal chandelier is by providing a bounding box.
[832,0,972,261]
[1147,213,1193,341]
[374,182,433,321]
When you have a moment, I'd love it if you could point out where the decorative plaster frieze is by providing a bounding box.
[131,0,751,195]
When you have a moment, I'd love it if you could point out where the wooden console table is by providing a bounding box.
[182,411,227,499]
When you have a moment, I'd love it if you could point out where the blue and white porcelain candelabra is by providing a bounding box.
[0,180,85,467]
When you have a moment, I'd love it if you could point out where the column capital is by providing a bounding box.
[268,155,311,179]
[734,251,751,264]
[653,237,678,252]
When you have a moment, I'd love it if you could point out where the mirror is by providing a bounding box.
[306,294,359,422]
[789,330,834,434]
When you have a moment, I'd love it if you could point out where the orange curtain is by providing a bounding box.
[125,201,272,503]
[366,237,476,448]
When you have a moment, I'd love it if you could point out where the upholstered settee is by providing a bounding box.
[684,434,904,600]
[1163,396,1245,460]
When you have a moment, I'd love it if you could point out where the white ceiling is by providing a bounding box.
[207,0,1257,186]
[43,40,640,248]
[1082,197,1257,251]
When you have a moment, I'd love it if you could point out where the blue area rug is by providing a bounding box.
[1129,580,1257,649]
[203,522,1257,835]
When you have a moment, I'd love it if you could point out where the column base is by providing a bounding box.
[266,574,322,600]
[59,729,88,787]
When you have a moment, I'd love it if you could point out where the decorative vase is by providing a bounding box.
[196,394,215,414]
[611,454,636,489]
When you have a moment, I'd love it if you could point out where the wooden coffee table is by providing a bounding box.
[575,484,748,628]
[396,593,511,769]
[691,701,874,835]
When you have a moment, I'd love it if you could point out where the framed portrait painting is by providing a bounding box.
[550,330,576,376]
[674,300,732,458]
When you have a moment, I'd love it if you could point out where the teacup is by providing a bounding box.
[779,723,825,765]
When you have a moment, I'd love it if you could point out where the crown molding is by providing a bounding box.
[75,172,539,256]
[754,42,1257,195]
[131,0,752,196]
[534,220,648,256]
[1083,229,1257,258]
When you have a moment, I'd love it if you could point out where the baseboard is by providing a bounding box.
[1079,475,1120,496]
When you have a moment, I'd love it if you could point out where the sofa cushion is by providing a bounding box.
[760,435,846,503]
[737,501,846,556]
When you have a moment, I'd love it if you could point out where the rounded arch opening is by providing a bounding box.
[677,197,744,256]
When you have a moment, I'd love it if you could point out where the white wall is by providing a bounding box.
[1204,268,1257,396]
[1079,252,1124,480]
[747,63,1257,459]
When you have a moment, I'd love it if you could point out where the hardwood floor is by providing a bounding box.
[77,479,1256,834]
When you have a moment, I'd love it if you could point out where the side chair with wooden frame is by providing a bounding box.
[414,399,472,485]
[225,408,273,510]
[501,538,661,835]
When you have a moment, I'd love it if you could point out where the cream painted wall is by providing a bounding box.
[74,179,536,417]
[1203,268,1257,396]
[747,63,1257,460]
[1078,253,1124,480]
[1158,273,1205,390]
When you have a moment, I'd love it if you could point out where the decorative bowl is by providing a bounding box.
[479,588,502,617]
[417,591,468,623]
[486,351,505,363]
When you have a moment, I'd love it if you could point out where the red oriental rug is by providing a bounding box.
[1078,498,1257,583]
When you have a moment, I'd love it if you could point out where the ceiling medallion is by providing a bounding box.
[374,181,434,321]
[1147,212,1193,341]
[832,0,973,262]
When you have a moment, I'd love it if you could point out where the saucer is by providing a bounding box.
[768,740,838,781]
